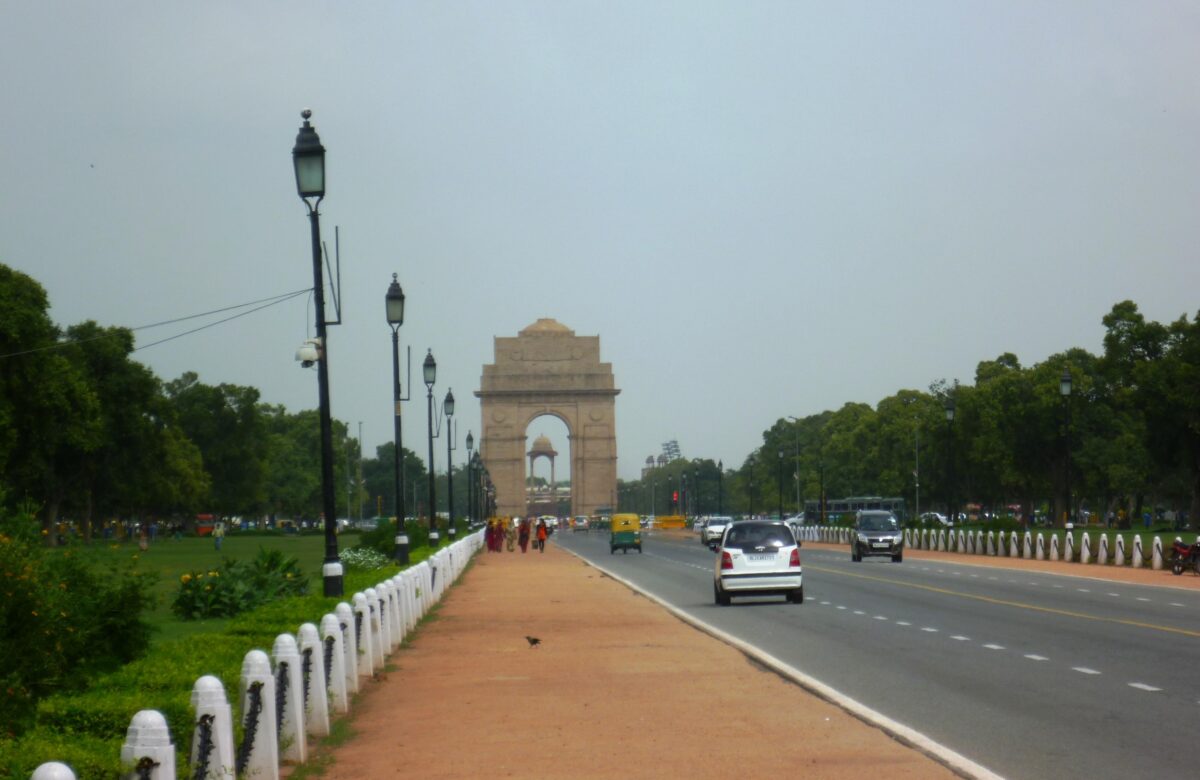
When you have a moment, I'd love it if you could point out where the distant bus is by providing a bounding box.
[803,496,906,524]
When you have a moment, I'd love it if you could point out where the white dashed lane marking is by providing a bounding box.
[1128,683,1161,692]
[983,644,1006,651]
[1025,655,1049,661]
[1073,667,1102,675]
[921,627,939,633]
[951,635,970,641]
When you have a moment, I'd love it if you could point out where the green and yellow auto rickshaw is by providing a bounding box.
[610,513,642,554]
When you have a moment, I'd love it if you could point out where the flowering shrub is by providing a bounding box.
[341,546,390,571]
[171,547,308,620]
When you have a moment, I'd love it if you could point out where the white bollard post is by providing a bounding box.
[1050,534,1060,561]
[1132,535,1144,569]
[120,710,176,780]
[987,531,996,556]
[297,623,330,737]
[385,579,402,648]
[271,634,307,763]
[1081,532,1092,565]
[238,650,279,780]
[334,602,359,694]
[1036,533,1045,561]
[367,585,386,667]
[1152,536,1164,570]
[319,613,350,714]
[352,593,375,679]
[31,763,76,780]
[1115,535,1126,567]
[365,587,385,668]
[1098,534,1109,566]
[1023,531,1033,559]
[1009,531,1019,558]
[997,530,1007,556]
[189,675,234,780]
[976,530,985,555]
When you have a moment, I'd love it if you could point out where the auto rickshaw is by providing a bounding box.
[610,513,642,554]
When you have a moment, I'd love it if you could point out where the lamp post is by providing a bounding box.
[465,431,474,526]
[1060,367,1073,527]
[777,448,784,520]
[717,460,724,515]
[444,389,457,542]
[694,468,700,518]
[292,109,341,597]
[385,274,409,563]
[818,460,825,524]
[680,473,687,518]
[944,397,956,525]
[423,349,439,547]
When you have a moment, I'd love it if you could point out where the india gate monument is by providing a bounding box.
[475,319,619,519]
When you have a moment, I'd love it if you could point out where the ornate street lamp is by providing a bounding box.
[777,448,785,520]
[385,274,409,563]
[944,397,956,525]
[1060,367,1073,527]
[717,460,724,515]
[465,431,475,525]
[444,389,457,542]
[423,349,439,546]
[292,109,341,597]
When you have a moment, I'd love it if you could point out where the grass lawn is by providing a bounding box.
[71,531,367,644]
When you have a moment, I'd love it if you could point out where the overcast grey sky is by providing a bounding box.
[3,2,1197,481]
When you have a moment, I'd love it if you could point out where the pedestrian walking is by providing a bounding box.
[213,520,225,551]
[536,519,548,553]
[505,520,516,552]
[518,518,531,553]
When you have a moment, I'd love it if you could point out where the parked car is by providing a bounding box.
[851,510,904,562]
[920,511,951,526]
[713,520,803,605]
[702,516,734,545]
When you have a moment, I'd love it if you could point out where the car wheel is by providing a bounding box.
[714,582,731,606]
[789,585,804,604]
[610,547,615,555]
[892,552,903,563]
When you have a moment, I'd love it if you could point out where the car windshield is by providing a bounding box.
[723,523,793,550]
[859,515,898,532]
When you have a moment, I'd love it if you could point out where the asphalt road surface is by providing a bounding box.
[555,528,1200,780]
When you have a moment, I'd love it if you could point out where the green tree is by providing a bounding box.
[0,265,101,541]
[165,372,268,517]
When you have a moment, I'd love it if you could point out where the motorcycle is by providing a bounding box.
[1169,538,1200,575]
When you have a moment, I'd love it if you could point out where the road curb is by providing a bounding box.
[559,544,1005,780]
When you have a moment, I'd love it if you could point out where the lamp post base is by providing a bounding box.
[447,525,457,542]
[394,533,410,565]
[429,530,440,548]
[322,561,344,597]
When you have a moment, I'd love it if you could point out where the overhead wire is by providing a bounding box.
[0,287,313,360]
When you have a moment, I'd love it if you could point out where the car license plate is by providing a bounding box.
[749,554,775,561]
[871,542,889,548]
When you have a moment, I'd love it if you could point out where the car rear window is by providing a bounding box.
[723,523,794,550]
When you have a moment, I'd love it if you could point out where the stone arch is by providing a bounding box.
[475,319,619,519]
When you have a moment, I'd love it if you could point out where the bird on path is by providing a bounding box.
[525,635,541,648]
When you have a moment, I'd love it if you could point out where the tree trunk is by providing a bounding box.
[43,495,60,547]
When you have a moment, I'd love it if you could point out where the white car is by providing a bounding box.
[702,516,734,545]
[713,520,804,605]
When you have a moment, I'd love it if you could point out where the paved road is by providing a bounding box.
[555,528,1200,780]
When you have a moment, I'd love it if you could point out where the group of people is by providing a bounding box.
[484,516,550,554]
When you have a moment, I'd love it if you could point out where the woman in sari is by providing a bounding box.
[518,518,531,553]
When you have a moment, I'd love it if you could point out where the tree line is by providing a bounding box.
[621,301,1199,530]
[0,264,473,542]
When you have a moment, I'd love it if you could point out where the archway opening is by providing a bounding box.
[525,414,571,518]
